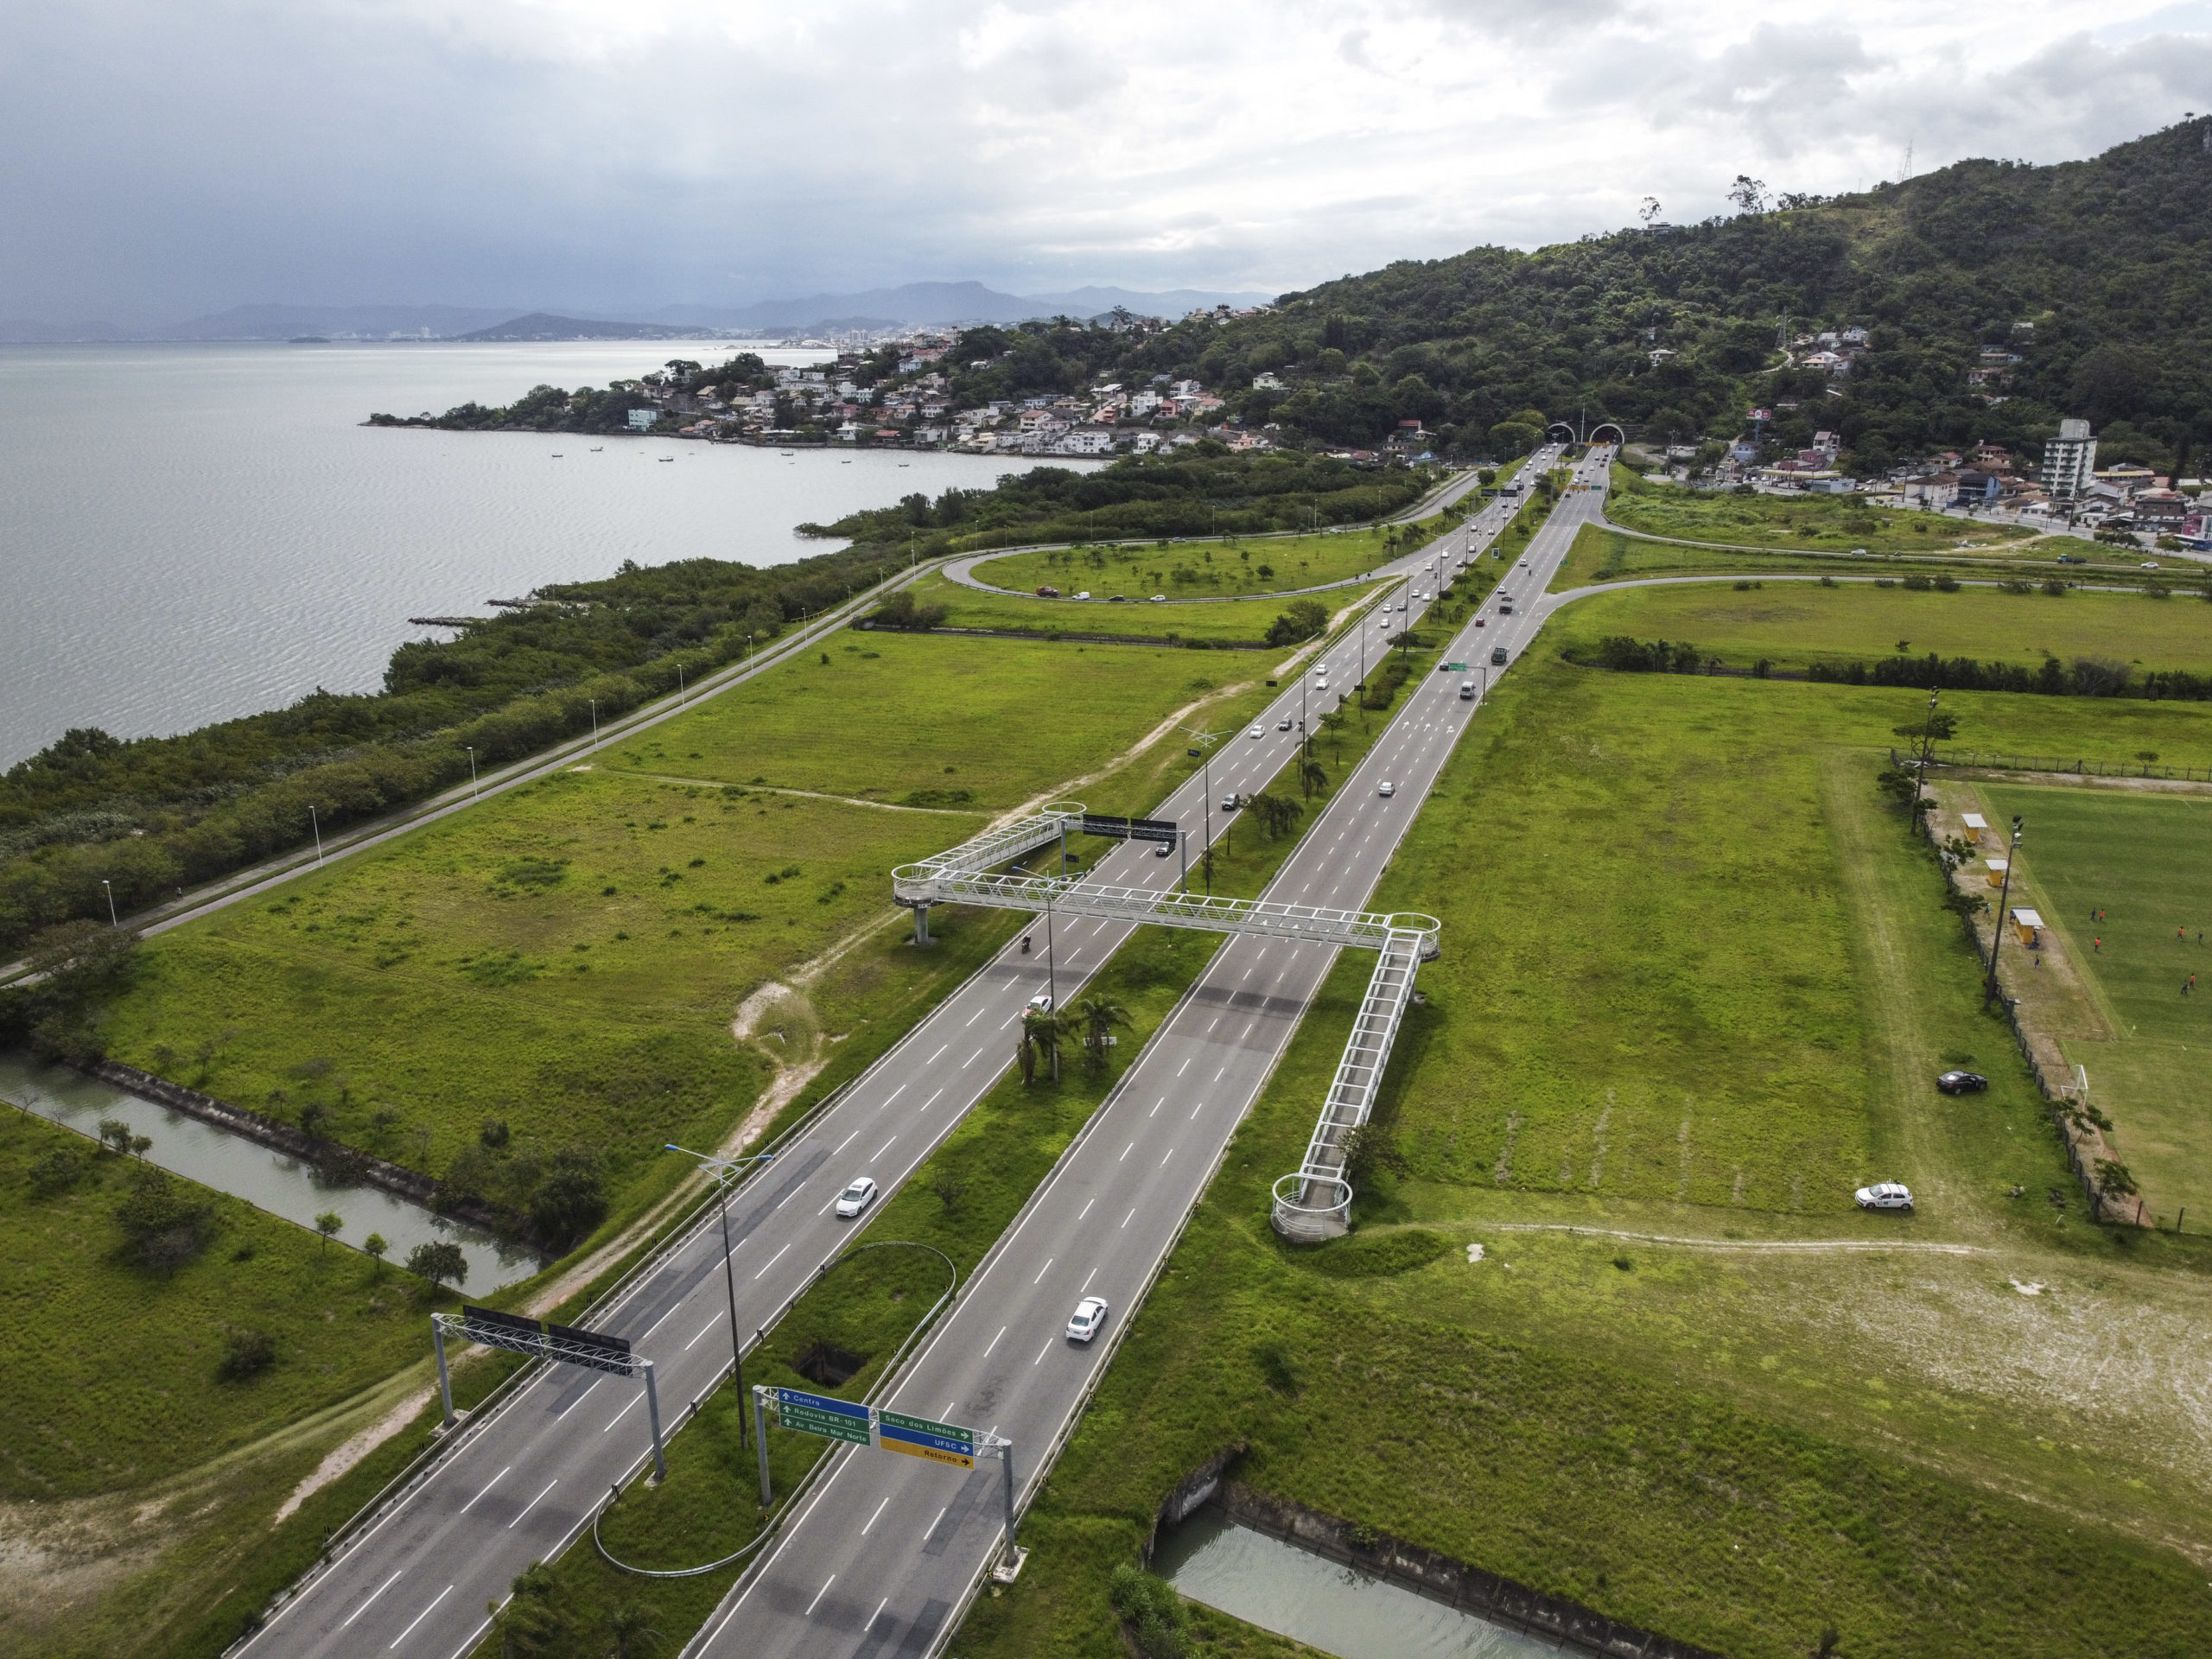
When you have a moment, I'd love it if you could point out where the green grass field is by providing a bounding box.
[958,662,2212,1659]
[0,1109,430,1500]
[1606,471,2035,554]
[971,518,1452,601]
[1548,524,2152,594]
[1976,785,2212,1224]
[1552,580,2212,678]
[909,571,1384,646]
[596,630,1243,807]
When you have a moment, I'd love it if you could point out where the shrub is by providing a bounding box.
[26,1145,87,1195]
[114,1170,217,1273]
[1108,1564,1188,1659]
[216,1327,276,1382]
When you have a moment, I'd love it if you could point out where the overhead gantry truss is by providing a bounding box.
[891,804,1436,1240]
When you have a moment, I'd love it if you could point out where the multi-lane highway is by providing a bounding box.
[678,448,1609,1659]
[237,448,1594,1659]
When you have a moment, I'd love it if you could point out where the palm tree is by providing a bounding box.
[1020,1008,1066,1084]
[1299,758,1329,801]
[605,1600,664,1657]
[1071,994,1134,1075]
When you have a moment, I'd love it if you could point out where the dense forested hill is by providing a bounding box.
[1090,118,2212,474]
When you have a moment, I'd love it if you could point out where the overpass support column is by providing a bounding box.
[913,903,931,946]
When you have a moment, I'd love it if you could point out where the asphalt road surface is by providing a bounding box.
[238,448,1592,1659]
[678,449,1607,1659]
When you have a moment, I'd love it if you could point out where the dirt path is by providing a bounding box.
[1485,1222,1984,1255]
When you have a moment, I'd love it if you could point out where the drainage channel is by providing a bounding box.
[1156,1508,1563,1659]
[0,1052,537,1290]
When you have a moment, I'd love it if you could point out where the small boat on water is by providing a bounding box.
[550,453,563,458]
[590,446,603,452]
[779,450,795,457]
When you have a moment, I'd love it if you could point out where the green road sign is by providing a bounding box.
[775,1386,872,1446]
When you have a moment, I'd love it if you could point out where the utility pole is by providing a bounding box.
[464,746,479,797]
[665,1142,776,1448]
[588,698,600,748]
[1984,816,2024,1007]
[1182,727,1223,895]
[309,804,324,868]
[1913,686,1940,813]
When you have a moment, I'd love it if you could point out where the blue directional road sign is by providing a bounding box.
[774,1387,871,1446]
[877,1408,977,1470]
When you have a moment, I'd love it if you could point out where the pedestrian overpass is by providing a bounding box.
[892,804,1437,1240]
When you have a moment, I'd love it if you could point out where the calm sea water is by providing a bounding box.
[0,342,1024,768]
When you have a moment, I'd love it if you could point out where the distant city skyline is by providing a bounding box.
[4,0,2209,327]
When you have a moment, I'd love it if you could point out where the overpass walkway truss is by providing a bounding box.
[891,804,1438,1242]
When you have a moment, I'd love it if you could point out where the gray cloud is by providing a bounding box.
[1,0,2205,326]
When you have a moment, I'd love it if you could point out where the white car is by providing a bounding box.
[1278,717,1294,730]
[1377,780,1395,797]
[834,1177,880,1218]
[1150,594,1166,602]
[1066,1295,1109,1342]
[1027,991,1053,1013]
[1854,1181,1914,1212]
[1249,723,1267,738]
[1074,591,1090,601]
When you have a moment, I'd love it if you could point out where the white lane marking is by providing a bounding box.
[753,1241,791,1279]
[604,1392,645,1431]
[341,1569,404,1628]
[1177,1056,1191,1076]
[1149,1096,1165,1117]
[638,1303,684,1341]
[1161,1148,1174,1166]
[457,1465,513,1512]
[965,1004,984,1027]
[871,1135,898,1160]
[929,1504,950,1539]
[862,1495,892,1535]
[833,1128,859,1154]
[1122,1207,1136,1228]
[509,1479,558,1527]
[551,1377,602,1419]
[881,1084,906,1107]
[1033,1340,1054,1366]
[1191,1100,1205,1120]
[1119,1141,1134,1160]
[685,1314,722,1351]
[1079,1198,1095,1219]
[869,1597,890,1630]
[1214,1066,1225,1081]
[1082,1266,1100,1291]
[923,1087,945,1108]
[388,1584,452,1649]
[806,1576,836,1618]
[1033,1257,1055,1284]
[927,1045,948,1063]
[984,1324,1007,1357]
[770,1180,804,1211]
[969,1046,986,1066]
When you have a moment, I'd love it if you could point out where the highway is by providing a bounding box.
[235,449,1586,1659]
[679,447,1609,1659]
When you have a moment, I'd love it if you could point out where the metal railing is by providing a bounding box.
[890,804,1440,1247]
[1270,927,1427,1240]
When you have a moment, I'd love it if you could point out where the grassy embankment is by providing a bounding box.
[1550,581,2212,679]
[3,630,1296,1659]
[966,468,1522,602]
[1548,521,2156,594]
[1607,467,2037,553]
[957,658,2212,1659]
[906,571,1389,646]
[1971,784,2212,1228]
[444,608,1478,1658]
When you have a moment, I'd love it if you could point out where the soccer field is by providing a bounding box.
[1979,784,2212,1224]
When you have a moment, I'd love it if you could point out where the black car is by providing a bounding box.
[1936,1071,1988,1094]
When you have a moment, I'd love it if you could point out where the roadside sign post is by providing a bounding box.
[433,1307,665,1480]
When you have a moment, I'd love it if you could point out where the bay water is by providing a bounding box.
[0,340,1020,767]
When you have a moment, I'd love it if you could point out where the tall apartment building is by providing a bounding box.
[2041,418,2098,500]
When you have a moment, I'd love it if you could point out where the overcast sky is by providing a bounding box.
[4,0,2209,324]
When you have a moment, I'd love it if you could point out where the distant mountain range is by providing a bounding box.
[0,283,1276,344]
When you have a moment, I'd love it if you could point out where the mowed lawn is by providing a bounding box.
[1553,581,2212,678]
[1606,474,2033,553]
[972,522,1433,601]
[596,630,1240,805]
[1978,784,2212,1222]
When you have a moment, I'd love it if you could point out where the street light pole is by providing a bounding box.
[1913,686,1940,816]
[1984,816,2024,1007]
[464,746,479,797]
[309,804,324,868]
[588,698,600,748]
[665,1143,774,1449]
[101,879,117,927]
